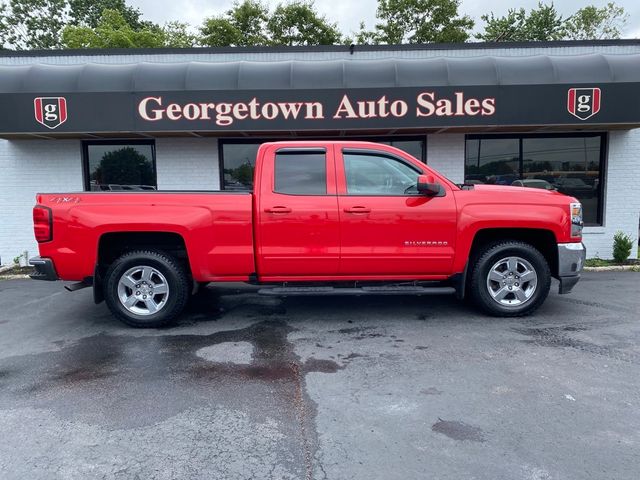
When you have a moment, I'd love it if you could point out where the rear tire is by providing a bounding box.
[469,241,551,317]
[104,250,189,328]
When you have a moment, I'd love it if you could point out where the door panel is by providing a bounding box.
[256,145,340,276]
[337,149,457,276]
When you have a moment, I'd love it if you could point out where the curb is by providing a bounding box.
[584,265,640,272]
[0,274,31,280]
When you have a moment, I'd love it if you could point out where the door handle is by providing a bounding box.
[265,206,292,214]
[343,206,371,214]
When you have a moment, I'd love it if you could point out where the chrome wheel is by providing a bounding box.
[486,256,538,308]
[117,265,169,316]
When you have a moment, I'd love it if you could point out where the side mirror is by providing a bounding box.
[417,174,441,196]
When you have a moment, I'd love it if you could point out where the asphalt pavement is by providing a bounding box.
[0,273,638,480]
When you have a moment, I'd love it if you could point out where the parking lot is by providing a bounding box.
[0,272,638,480]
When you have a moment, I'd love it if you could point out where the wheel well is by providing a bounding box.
[468,228,558,278]
[98,232,188,267]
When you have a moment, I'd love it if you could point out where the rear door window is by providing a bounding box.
[274,151,327,195]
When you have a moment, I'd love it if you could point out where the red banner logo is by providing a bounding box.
[34,97,68,129]
[567,88,601,120]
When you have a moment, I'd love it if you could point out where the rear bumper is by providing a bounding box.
[557,242,586,294]
[29,256,58,281]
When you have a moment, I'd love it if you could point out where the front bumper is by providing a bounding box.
[557,242,586,294]
[29,256,58,281]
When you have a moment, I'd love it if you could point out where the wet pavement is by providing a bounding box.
[0,273,638,479]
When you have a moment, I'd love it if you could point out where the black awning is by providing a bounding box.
[1,54,639,136]
[2,54,640,92]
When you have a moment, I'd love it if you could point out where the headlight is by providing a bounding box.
[570,202,583,237]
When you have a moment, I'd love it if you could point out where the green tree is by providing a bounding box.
[0,0,162,49]
[356,0,474,44]
[67,0,145,29]
[91,147,154,188]
[162,21,199,48]
[564,2,628,40]
[477,2,565,42]
[0,0,68,49]
[61,9,164,48]
[200,17,243,47]
[268,1,342,45]
[201,0,269,47]
[201,0,342,47]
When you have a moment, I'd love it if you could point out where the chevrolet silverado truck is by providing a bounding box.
[30,141,586,327]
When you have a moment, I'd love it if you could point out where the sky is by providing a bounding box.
[128,0,640,39]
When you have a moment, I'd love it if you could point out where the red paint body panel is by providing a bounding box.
[254,143,341,276]
[36,193,254,281]
[34,141,579,284]
[334,145,457,275]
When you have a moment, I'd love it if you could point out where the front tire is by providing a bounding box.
[469,241,551,317]
[104,250,189,327]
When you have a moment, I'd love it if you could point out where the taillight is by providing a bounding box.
[33,206,52,242]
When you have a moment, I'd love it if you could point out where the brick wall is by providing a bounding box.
[427,134,465,184]
[0,139,82,264]
[155,138,220,190]
[583,129,640,258]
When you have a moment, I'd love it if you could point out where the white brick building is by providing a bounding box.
[1,40,639,263]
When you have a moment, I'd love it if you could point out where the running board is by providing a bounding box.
[257,285,456,296]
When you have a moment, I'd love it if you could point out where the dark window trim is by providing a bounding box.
[342,148,424,173]
[464,132,607,226]
[219,135,426,191]
[276,147,327,154]
[81,139,157,192]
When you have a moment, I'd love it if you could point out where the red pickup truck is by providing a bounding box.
[30,141,586,327]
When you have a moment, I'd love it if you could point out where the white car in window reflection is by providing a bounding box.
[511,179,557,191]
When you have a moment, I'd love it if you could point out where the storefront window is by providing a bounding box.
[83,141,156,191]
[221,137,425,191]
[465,134,605,225]
[221,142,262,191]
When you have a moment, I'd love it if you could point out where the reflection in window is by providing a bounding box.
[465,138,519,186]
[85,143,155,191]
[465,134,604,225]
[221,143,261,191]
[343,153,420,195]
[274,152,326,195]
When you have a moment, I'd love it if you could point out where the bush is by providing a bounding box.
[612,231,634,263]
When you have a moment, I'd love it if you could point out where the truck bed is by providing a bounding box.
[35,192,255,282]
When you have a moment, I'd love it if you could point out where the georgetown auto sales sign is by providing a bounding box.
[0,82,637,134]
[137,91,497,127]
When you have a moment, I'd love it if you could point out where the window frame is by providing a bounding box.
[464,132,607,226]
[81,139,157,192]
[218,135,426,192]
